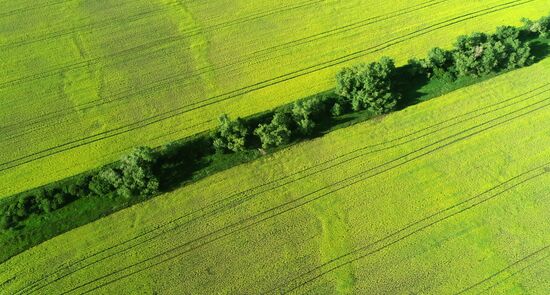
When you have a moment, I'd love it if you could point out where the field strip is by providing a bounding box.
[0,0,532,173]
[0,0,324,50]
[24,93,550,295]
[0,0,326,91]
[0,1,172,50]
[0,0,448,132]
[270,167,550,293]
[456,245,550,294]
[0,0,77,18]
[16,83,550,295]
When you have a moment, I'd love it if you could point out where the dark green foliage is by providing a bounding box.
[291,97,324,135]
[335,57,400,114]
[453,28,532,77]
[331,103,343,117]
[254,112,292,148]
[0,147,159,231]
[90,147,159,199]
[419,26,533,79]
[89,168,123,197]
[118,146,160,198]
[522,14,550,37]
[212,114,249,153]
[419,47,455,79]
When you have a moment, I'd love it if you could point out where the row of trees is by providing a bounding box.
[416,26,534,80]
[0,147,159,230]
[2,14,545,231]
[211,57,400,151]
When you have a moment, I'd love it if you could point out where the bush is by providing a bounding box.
[420,27,533,79]
[212,114,249,153]
[331,103,343,117]
[522,14,550,37]
[89,147,159,199]
[291,97,324,135]
[419,47,455,79]
[89,168,123,197]
[118,146,160,198]
[254,112,292,149]
[335,57,400,114]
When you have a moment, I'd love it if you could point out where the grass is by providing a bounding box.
[1,56,549,294]
[2,0,550,198]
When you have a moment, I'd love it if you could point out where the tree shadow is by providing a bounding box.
[530,40,550,63]
[154,136,213,192]
[392,64,430,110]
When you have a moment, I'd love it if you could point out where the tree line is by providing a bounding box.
[1,14,547,231]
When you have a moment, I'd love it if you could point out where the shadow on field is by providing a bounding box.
[530,40,550,63]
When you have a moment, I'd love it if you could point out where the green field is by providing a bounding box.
[1,0,550,198]
[2,56,549,294]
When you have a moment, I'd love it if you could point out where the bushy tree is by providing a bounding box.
[0,203,17,230]
[522,15,550,37]
[330,102,343,117]
[452,28,532,77]
[419,47,455,79]
[89,168,122,197]
[335,57,400,114]
[89,147,159,199]
[291,97,323,135]
[254,112,292,148]
[118,146,159,198]
[212,114,249,152]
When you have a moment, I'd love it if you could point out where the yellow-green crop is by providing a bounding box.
[1,0,549,197]
[1,56,549,294]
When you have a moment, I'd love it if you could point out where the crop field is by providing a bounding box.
[1,0,550,198]
[1,56,549,294]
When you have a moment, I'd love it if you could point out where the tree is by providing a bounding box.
[335,57,400,114]
[522,15,550,37]
[89,167,123,197]
[89,147,159,199]
[419,47,455,79]
[118,146,160,198]
[331,103,343,117]
[291,97,323,135]
[254,112,292,148]
[451,28,533,77]
[212,114,249,152]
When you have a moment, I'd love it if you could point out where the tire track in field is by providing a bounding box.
[72,98,550,295]
[0,0,78,18]
[271,168,550,294]
[0,0,530,172]
[17,84,549,295]
[0,0,446,132]
[46,96,550,295]
[0,2,173,50]
[0,0,324,91]
[456,245,550,294]
[0,0,323,50]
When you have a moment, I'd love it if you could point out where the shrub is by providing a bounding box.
[331,103,343,117]
[291,97,324,135]
[335,57,400,114]
[522,14,550,37]
[419,47,455,79]
[118,146,160,198]
[254,112,292,148]
[89,168,122,197]
[89,147,160,199]
[212,114,249,153]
